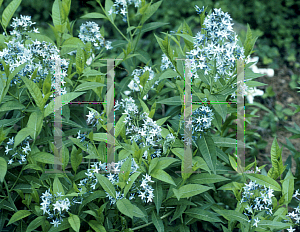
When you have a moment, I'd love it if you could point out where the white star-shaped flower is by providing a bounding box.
[287,226,295,232]
[253,218,260,227]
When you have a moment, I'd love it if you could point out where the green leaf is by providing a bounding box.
[117,198,134,219]
[115,114,126,138]
[153,181,163,215]
[141,0,162,24]
[105,0,115,23]
[258,220,292,230]
[151,210,164,232]
[208,94,227,121]
[14,127,32,148]
[68,213,80,232]
[159,69,178,81]
[52,0,65,26]
[282,169,295,204]
[189,173,229,185]
[88,220,106,232]
[61,144,69,170]
[44,92,86,117]
[157,96,181,105]
[0,157,7,182]
[95,173,116,199]
[132,204,146,219]
[124,172,141,197]
[53,176,65,195]
[27,110,43,141]
[141,22,169,34]
[217,209,248,225]
[185,208,223,223]
[171,204,187,222]
[76,47,85,74]
[0,101,25,112]
[81,12,107,19]
[173,184,212,200]
[156,157,178,170]
[7,210,31,226]
[71,146,83,173]
[21,76,44,111]
[197,134,217,174]
[26,33,55,45]
[75,82,105,92]
[2,0,21,28]
[31,152,62,165]
[270,137,284,179]
[246,173,281,191]
[26,216,46,232]
[173,33,194,44]
[151,169,176,186]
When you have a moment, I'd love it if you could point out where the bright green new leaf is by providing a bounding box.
[68,213,80,232]
[71,146,82,173]
[2,0,21,28]
[7,210,31,226]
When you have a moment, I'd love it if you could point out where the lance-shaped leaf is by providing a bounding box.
[21,75,44,111]
[2,0,21,28]
[173,184,212,200]
[95,173,116,199]
[197,133,217,174]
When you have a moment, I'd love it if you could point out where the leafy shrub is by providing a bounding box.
[0,0,299,231]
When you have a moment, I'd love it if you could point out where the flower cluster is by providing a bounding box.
[179,105,214,143]
[0,15,68,90]
[4,136,31,165]
[115,97,163,158]
[126,66,159,100]
[78,21,112,51]
[108,0,141,22]
[76,130,87,143]
[186,7,248,83]
[162,133,176,154]
[9,15,39,39]
[160,53,181,80]
[284,189,300,231]
[40,190,75,227]
[75,157,155,205]
[86,110,104,126]
[240,180,274,228]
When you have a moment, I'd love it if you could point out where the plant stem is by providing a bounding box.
[131,209,175,230]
